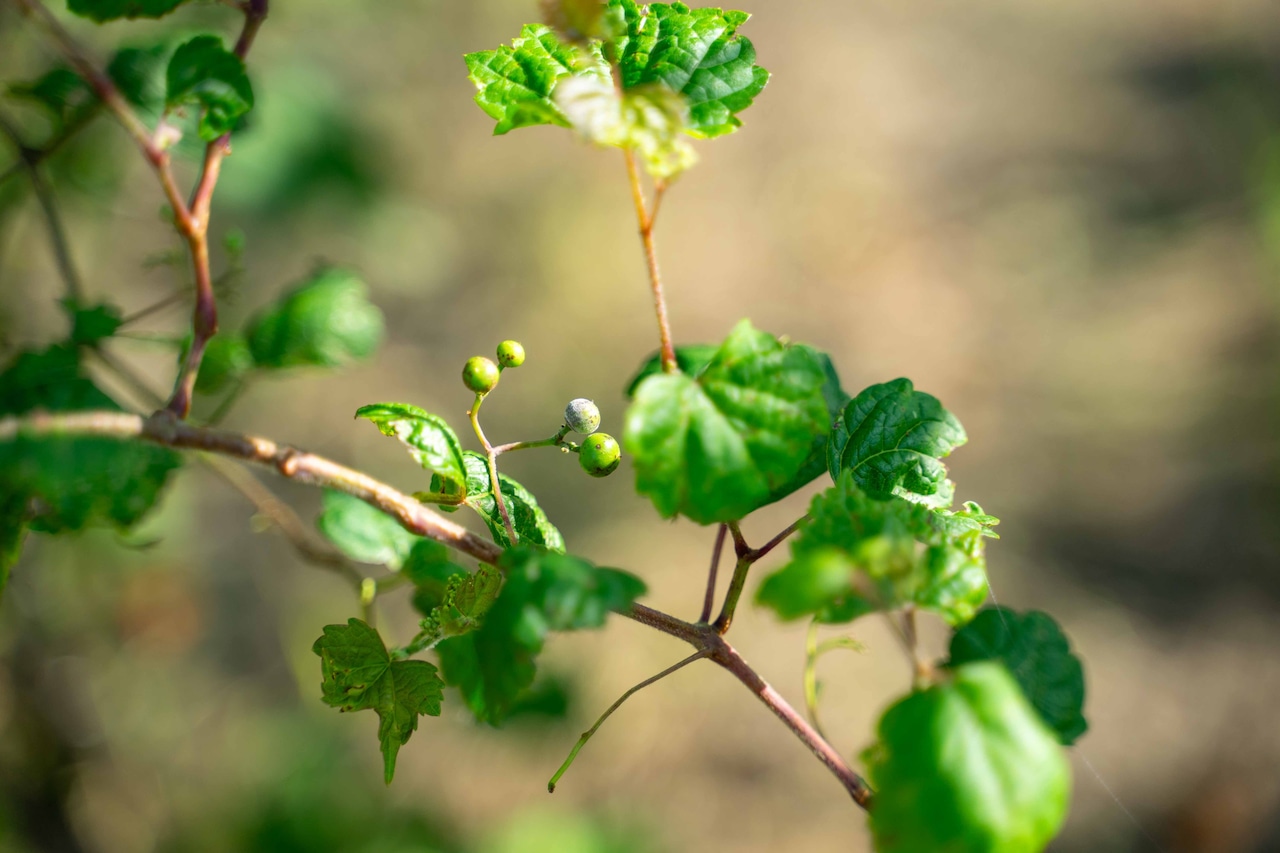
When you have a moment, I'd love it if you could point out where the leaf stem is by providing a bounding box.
[623,149,676,374]
[468,393,518,546]
[699,523,728,623]
[548,649,708,793]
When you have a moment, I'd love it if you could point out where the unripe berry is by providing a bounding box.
[496,340,525,368]
[462,356,500,394]
[579,433,620,478]
[564,398,601,434]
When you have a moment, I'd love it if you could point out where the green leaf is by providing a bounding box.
[611,0,770,138]
[355,403,467,495]
[0,493,28,604]
[828,378,968,504]
[68,0,188,22]
[0,346,180,533]
[408,564,505,651]
[312,619,444,784]
[402,539,469,616]
[192,334,253,395]
[465,24,583,135]
[948,607,1088,745]
[245,267,384,369]
[315,490,418,569]
[623,344,719,397]
[755,474,993,626]
[623,320,829,524]
[437,546,644,725]
[459,451,564,551]
[65,301,123,346]
[9,68,93,124]
[165,35,254,142]
[862,662,1071,853]
[108,44,170,111]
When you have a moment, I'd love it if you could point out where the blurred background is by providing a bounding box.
[2,0,1280,850]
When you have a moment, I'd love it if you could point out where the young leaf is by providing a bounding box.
[68,0,188,23]
[408,564,505,651]
[828,378,967,504]
[862,662,1071,853]
[460,451,565,551]
[316,490,418,569]
[403,539,469,616]
[623,320,829,524]
[948,607,1088,745]
[312,619,444,784]
[165,35,254,141]
[245,268,384,369]
[611,0,770,138]
[355,403,467,496]
[437,546,645,725]
[0,346,180,533]
[465,24,583,135]
[755,474,993,626]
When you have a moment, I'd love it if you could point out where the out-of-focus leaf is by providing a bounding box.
[0,346,180,533]
[245,267,384,369]
[68,0,188,22]
[65,301,123,346]
[108,44,170,112]
[828,378,968,505]
[165,35,254,141]
[459,451,564,551]
[355,403,466,496]
[315,490,417,570]
[623,320,828,524]
[8,68,93,124]
[948,607,1088,745]
[403,539,469,616]
[312,619,443,784]
[862,662,1071,853]
[192,334,253,394]
[0,494,27,604]
[623,344,719,397]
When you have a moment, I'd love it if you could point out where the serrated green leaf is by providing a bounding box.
[948,607,1088,745]
[610,0,769,138]
[65,301,123,346]
[355,403,466,495]
[68,0,188,22]
[465,24,582,135]
[460,451,564,551]
[0,346,180,533]
[437,546,644,725]
[192,333,253,395]
[165,35,254,142]
[624,344,719,397]
[828,378,968,504]
[623,320,828,524]
[315,490,418,569]
[755,473,992,626]
[862,662,1071,853]
[312,619,444,784]
[245,268,384,369]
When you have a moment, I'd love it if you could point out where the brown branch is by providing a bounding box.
[699,523,728,623]
[0,409,873,809]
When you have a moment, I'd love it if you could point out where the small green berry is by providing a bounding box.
[462,356,500,394]
[564,398,601,434]
[496,340,525,368]
[579,433,620,478]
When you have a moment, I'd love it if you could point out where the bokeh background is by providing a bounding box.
[3,0,1280,850]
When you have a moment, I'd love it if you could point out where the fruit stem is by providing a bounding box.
[468,393,518,546]
[491,424,572,456]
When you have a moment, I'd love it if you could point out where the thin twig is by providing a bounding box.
[700,524,728,623]
[548,650,708,792]
[0,109,83,302]
[622,149,676,374]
